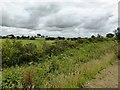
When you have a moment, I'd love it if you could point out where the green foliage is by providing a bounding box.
[2,39,23,67]
[106,33,114,38]
[42,40,77,58]
[1,38,118,88]
[76,38,90,44]
[114,28,120,60]
[2,67,23,88]
[2,38,117,67]
[114,28,120,42]
[2,40,117,88]
[118,44,120,60]
[20,43,41,63]
[2,40,41,67]
[2,38,117,68]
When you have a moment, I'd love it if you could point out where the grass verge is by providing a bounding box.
[2,41,118,88]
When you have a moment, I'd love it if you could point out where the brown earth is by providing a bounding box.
[84,61,119,88]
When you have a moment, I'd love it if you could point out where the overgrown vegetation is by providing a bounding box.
[1,36,118,88]
[2,40,41,67]
[2,37,116,67]
[114,27,120,59]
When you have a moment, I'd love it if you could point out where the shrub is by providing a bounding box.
[42,40,76,58]
[76,38,90,44]
[2,39,23,67]
[29,37,35,40]
[2,40,41,67]
[2,67,22,88]
[21,43,41,63]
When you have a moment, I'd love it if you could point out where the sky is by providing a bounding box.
[0,0,119,37]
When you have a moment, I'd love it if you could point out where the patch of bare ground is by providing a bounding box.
[84,60,118,88]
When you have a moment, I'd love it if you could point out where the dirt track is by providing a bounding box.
[84,61,119,88]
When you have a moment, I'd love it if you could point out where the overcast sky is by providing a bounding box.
[0,0,118,37]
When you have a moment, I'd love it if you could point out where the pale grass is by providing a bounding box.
[0,39,2,50]
[0,71,2,88]
[0,39,2,88]
[45,52,116,88]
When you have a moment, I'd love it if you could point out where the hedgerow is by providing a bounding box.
[2,37,117,67]
[2,39,117,88]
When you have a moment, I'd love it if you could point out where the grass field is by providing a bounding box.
[1,38,118,88]
[0,38,54,47]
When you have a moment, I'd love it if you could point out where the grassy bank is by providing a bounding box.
[1,40,118,88]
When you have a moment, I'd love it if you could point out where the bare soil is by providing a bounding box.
[84,61,119,88]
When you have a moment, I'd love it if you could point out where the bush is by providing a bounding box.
[2,40,41,67]
[20,43,41,63]
[76,38,90,44]
[2,39,23,67]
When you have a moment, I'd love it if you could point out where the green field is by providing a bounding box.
[1,38,118,88]
[0,38,54,47]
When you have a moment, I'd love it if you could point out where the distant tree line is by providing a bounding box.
[0,34,36,40]
[44,33,114,41]
[0,32,115,41]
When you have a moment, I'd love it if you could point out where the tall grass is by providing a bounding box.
[2,40,118,88]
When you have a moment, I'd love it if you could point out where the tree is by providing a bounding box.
[30,36,35,40]
[114,27,120,59]
[97,34,102,38]
[16,36,20,39]
[91,35,95,38]
[7,34,15,39]
[106,33,114,38]
[114,27,120,42]
[37,34,41,37]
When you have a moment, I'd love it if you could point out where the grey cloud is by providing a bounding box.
[26,3,60,17]
[44,10,82,28]
[43,27,63,31]
[0,26,31,36]
[118,1,120,26]
[83,15,112,30]
[1,2,61,29]
[1,12,12,26]
[44,7,113,35]
[23,2,61,29]
[1,8,29,28]
[0,1,117,37]
[45,16,81,28]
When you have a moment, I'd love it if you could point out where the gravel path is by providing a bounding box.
[84,61,119,88]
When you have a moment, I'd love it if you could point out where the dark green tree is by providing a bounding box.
[114,27,120,42]
[114,27,120,59]
[106,33,114,38]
